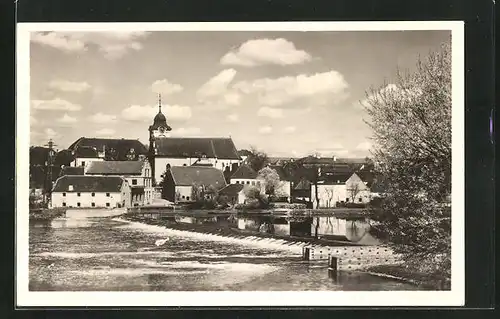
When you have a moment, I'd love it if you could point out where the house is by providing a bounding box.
[218,183,246,205]
[310,172,372,208]
[162,166,227,203]
[148,98,241,184]
[50,175,131,209]
[68,137,147,170]
[229,164,260,186]
[85,157,154,206]
[292,178,312,202]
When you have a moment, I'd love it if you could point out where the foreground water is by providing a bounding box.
[29,214,418,291]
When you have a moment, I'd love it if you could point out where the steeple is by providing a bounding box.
[158,93,162,113]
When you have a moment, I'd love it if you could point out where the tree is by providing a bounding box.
[243,185,269,208]
[246,147,269,172]
[257,167,281,197]
[347,183,361,203]
[364,43,451,277]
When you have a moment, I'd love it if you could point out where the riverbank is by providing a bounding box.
[29,207,66,221]
[365,265,451,290]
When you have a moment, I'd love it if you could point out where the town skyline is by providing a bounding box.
[30,30,450,157]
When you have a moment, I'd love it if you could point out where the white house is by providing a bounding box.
[218,183,247,205]
[162,166,227,204]
[345,172,371,204]
[51,175,130,209]
[85,157,154,206]
[310,172,371,208]
[229,164,261,187]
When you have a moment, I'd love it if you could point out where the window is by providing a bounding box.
[77,202,81,207]
[183,164,187,166]
[251,181,255,185]
[91,192,95,197]
[81,161,85,167]
[346,198,349,202]
[186,196,190,200]
[62,192,66,197]
[358,198,362,203]
[106,203,110,207]
[246,181,250,184]
[132,179,137,185]
[77,193,81,197]
[62,202,66,207]
[91,203,96,207]
[182,195,185,199]
[106,193,110,197]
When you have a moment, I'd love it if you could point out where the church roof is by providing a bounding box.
[154,137,240,160]
[86,161,145,175]
[169,166,227,188]
[230,164,257,179]
[68,137,148,155]
[52,175,126,193]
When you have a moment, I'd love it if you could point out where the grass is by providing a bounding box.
[365,264,451,290]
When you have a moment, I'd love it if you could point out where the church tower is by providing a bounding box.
[148,94,172,186]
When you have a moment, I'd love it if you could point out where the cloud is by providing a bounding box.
[283,126,296,133]
[223,92,241,106]
[121,104,191,122]
[226,114,239,122]
[151,79,184,95]
[258,126,273,135]
[31,98,82,111]
[56,113,77,124]
[311,143,349,157]
[44,128,59,139]
[221,38,312,67]
[257,106,284,119]
[234,70,349,107]
[88,112,117,124]
[198,69,237,98]
[95,128,116,137]
[31,31,150,59]
[170,127,202,137]
[48,80,91,93]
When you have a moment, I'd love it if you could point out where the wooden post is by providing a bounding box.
[328,256,338,281]
[303,247,310,261]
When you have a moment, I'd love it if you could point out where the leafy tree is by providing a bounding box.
[257,167,281,196]
[246,147,269,172]
[364,43,451,277]
[243,185,269,208]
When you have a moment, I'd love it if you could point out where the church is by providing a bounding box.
[147,95,242,185]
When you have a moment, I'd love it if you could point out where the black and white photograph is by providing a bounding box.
[16,22,464,307]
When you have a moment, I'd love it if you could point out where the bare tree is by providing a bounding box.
[247,146,269,172]
[347,183,361,203]
[324,187,334,207]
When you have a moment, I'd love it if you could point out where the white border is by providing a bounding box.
[16,21,465,307]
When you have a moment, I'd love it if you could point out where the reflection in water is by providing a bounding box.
[29,215,417,291]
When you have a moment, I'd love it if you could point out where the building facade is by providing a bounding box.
[51,175,130,208]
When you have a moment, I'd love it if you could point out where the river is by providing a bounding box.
[29,213,418,291]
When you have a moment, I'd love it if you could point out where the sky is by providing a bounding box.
[29,30,450,157]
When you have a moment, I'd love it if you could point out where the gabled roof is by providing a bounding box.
[86,161,145,175]
[154,137,240,160]
[218,183,245,196]
[318,172,353,185]
[230,164,257,179]
[169,166,227,188]
[68,137,148,155]
[52,175,126,193]
[294,179,311,190]
[60,166,85,176]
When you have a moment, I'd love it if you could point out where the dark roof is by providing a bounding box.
[68,137,148,154]
[237,149,252,157]
[169,166,227,187]
[318,172,353,185]
[73,146,99,158]
[154,137,240,160]
[52,175,126,193]
[230,164,257,179]
[59,166,85,176]
[86,161,145,175]
[218,183,245,196]
[268,165,291,181]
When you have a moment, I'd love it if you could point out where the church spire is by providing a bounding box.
[158,93,162,113]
